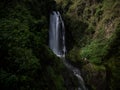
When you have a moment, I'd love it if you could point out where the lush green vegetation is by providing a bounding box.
[0,0,69,90]
[0,0,120,90]
[56,0,120,90]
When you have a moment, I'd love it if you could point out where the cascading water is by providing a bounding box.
[49,11,66,57]
[49,11,87,90]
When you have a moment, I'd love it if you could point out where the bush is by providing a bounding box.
[80,39,108,64]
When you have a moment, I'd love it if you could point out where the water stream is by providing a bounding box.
[49,11,87,90]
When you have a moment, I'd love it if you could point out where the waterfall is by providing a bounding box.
[49,11,66,57]
[49,11,87,90]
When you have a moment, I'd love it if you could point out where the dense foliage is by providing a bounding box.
[0,0,68,90]
[56,0,120,90]
[0,0,120,90]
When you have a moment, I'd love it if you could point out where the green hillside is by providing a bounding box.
[56,0,120,90]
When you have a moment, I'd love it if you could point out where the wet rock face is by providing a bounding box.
[81,63,106,90]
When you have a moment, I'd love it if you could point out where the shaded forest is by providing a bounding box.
[0,0,68,90]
